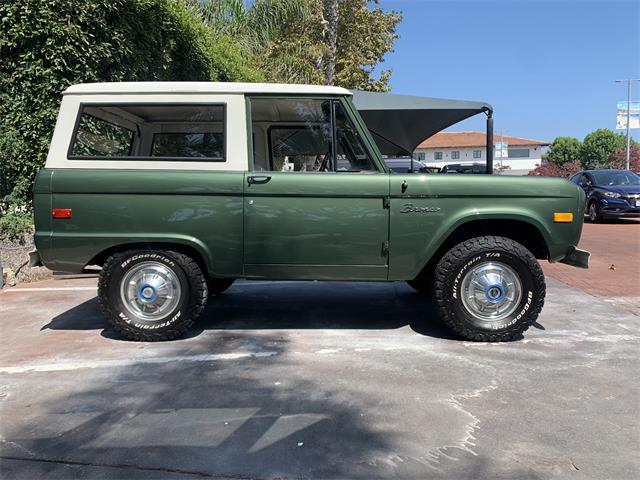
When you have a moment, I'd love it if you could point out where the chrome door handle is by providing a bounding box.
[247,175,272,185]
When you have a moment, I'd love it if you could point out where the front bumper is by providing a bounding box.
[559,247,590,269]
[599,198,640,217]
[601,209,640,218]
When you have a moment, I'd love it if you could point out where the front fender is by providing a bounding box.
[389,201,577,280]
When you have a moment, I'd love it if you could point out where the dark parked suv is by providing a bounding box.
[570,169,640,222]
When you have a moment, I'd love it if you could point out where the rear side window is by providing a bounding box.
[71,115,134,157]
[69,104,225,161]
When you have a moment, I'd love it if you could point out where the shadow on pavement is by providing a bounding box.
[1,333,392,479]
[42,281,460,341]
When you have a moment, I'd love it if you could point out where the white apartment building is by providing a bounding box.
[413,131,549,175]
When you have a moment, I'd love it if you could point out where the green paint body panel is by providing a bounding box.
[33,167,585,280]
[243,172,389,269]
[388,174,584,279]
[36,169,244,276]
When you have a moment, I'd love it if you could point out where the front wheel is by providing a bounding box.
[98,250,208,341]
[433,236,545,341]
[588,201,602,223]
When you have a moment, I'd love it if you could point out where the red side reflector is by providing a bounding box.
[52,208,72,219]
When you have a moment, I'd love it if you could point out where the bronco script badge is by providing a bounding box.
[400,203,441,213]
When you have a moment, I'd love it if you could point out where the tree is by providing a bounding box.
[331,0,401,91]
[609,144,640,172]
[580,129,627,169]
[0,0,262,206]
[199,0,402,91]
[324,0,339,85]
[543,136,582,166]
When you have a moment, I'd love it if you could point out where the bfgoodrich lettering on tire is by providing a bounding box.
[98,250,208,341]
[433,236,545,341]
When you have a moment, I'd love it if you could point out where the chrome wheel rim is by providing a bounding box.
[460,261,523,321]
[120,261,181,321]
[589,203,597,221]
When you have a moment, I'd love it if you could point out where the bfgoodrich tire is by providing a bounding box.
[433,236,545,342]
[98,250,208,341]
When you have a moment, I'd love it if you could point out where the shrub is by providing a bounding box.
[0,213,33,243]
[528,160,582,178]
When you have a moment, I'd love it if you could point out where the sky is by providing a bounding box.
[377,0,640,142]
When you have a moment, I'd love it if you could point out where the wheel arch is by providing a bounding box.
[411,217,550,282]
[86,240,213,278]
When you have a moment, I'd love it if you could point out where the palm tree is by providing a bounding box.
[323,0,339,85]
[198,0,311,55]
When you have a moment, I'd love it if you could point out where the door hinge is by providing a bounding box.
[381,240,389,256]
[382,197,390,209]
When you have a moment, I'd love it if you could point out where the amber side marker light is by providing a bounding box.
[52,208,72,219]
[553,212,573,223]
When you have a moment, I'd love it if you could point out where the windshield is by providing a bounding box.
[591,171,640,186]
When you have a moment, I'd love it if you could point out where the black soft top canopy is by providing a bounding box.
[351,90,494,173]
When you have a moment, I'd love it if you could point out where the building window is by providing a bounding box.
[413,152,425,161]
[508,148,529,158]
[434,152,443,160]
[451,151,460,160]
[473,150,482,159]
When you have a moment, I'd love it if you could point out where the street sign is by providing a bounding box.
[616,101,640,130]
[494,141,508,158]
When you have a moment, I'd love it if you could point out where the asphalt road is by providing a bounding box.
[1,275,639,480]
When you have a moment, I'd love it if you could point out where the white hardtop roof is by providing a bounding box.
[63,82,351,96]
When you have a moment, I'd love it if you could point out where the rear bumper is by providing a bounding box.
[559,247,590,269]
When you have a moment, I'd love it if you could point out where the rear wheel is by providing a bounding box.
[433,236,545,341]
[98,250,208,341]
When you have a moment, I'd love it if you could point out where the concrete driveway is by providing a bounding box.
[1,276,638,479]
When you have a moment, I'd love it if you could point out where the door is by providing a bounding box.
[243,97,390,280]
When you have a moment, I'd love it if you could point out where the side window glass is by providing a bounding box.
[270,124,332,172]
[71,115,134,157]
[334,102,376,172]
[250,97,377,173]
[152,132,223,158]
[69,104,225,161]
[251,98,332,172]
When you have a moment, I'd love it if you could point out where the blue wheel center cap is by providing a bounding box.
[139,285,157,302]
[485,285,504,303]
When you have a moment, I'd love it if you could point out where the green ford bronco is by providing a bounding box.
[31,82,589,341]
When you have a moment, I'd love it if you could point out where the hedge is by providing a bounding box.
[0,0,262,211]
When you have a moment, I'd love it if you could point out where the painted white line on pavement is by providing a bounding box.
[3,287,97,292]
[0,351,278,374]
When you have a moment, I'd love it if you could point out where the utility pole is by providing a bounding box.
[615,79,640,170]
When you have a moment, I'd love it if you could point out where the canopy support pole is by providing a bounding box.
[485,110,494,174]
